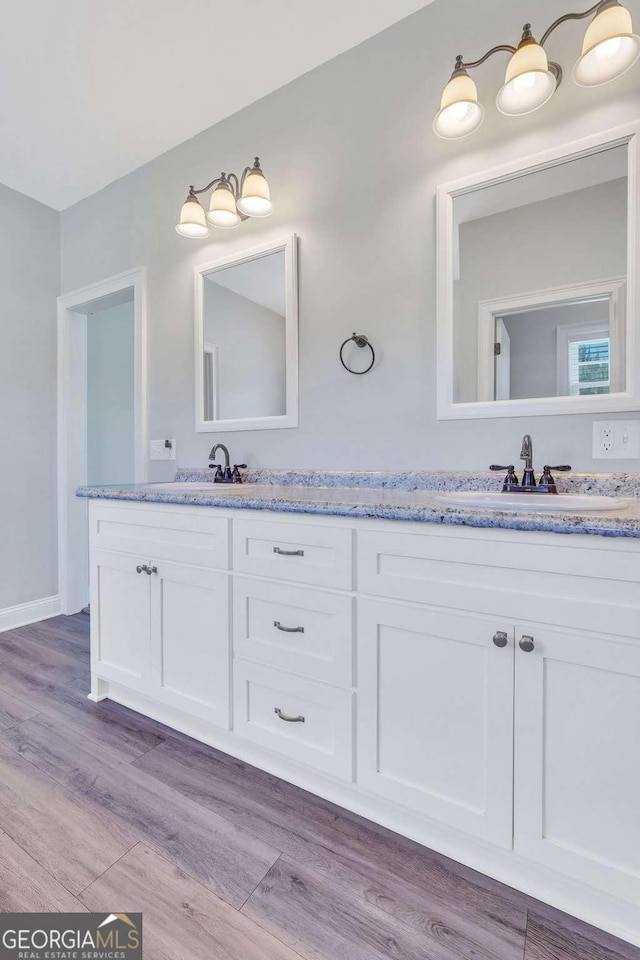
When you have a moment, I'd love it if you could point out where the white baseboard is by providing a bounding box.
[0,596,60,633]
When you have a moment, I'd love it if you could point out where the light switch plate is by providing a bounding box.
[592,420,640,460]
[149,439,176,461]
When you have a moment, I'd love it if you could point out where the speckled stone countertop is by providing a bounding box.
[77,468,640,539]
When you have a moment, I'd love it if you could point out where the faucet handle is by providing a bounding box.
[490,464,519,490]
[539,464,571,490]
[232,464,247,483]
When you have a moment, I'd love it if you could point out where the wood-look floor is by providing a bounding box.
[0,614,638,960]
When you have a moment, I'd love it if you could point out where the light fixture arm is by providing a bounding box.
[190,177,224,197]
[540,0,609,47]
[456,46,516,71]
[188,173,249,221]
[457,2,615,71]
[456,17,569,90]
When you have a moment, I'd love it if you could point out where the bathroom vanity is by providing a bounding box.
[78,471,640,947]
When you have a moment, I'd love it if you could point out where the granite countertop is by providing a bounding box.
[76,469,640,539]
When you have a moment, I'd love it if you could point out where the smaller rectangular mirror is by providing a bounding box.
[195,235,298,433]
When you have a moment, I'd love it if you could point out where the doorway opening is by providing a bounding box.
[57,268,147,615]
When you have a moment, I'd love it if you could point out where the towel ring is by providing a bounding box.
[339,333,375,375]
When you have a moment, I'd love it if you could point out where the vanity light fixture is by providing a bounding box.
[434,0,640,139]
[175,157,272,238]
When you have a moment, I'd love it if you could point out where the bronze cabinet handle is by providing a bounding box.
[274,621,305,634]
[273,547,305,557]
[492,631,508,648]
[519,635,535,653]
[274,707,305,723]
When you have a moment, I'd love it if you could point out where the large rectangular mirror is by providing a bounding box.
[436,125,639,419]
[195,235,298,432]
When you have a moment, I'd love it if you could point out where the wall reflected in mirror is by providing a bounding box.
[452,143,628,406]
[202,249,286,422]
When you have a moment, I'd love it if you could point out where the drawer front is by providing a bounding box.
[233,578,353,686]
[90,503,229,569]
[233,519,353,589]
[357,527,640,638]
[233,661,354,780]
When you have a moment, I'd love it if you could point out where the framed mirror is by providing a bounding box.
[436,124,639,419]
[195,235,298,432]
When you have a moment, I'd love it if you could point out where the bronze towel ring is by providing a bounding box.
[339,333,375,375]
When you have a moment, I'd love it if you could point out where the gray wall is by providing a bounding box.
[0,183,59,609]
[204,281,286,421]
[87,300,135,485]
[60,0,640,476]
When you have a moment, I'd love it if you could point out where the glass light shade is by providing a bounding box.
[433,71,484,139]
[237,171,272,217]
[573,3,640,86]
[207,183,241,228]
[175,196,209,238]
[496,40,557,115]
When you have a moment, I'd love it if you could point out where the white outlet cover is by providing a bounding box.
[592,421,640,460]
[149,439,176,461]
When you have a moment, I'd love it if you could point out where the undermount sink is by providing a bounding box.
[434,491,630,513]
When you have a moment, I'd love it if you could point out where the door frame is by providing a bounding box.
[57,267,148,615]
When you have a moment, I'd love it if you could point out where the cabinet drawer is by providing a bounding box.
[233,578,353,686]
[90,503,229,569]
[358,527,640,638]
[233,661,354,780]
[233,519,353,589]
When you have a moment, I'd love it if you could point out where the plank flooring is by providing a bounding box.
[0,614,637,960]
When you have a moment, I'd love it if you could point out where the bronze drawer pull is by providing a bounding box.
[274,707,305,723]
[273,547,305,557]
[274,620,305,634]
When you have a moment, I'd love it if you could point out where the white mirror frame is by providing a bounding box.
[436,122,639,420]
[194,234,299,433]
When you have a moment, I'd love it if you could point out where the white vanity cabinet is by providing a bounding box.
[89,504,231,728]
[514,623,640,904]
[91,549,152,691]
[357,600,515,848]
[86,499,640,947]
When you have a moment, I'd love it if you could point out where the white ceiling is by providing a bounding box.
[0,0,434,211]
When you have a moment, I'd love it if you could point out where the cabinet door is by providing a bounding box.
[90,549,151,691]
[150,560,231,728]
[514,624,640,906]
[358,600,514,847]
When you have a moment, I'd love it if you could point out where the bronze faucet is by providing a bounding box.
[208,444,247,483]
[490,435,571,494]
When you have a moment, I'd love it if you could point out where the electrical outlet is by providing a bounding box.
[592,421,640,460]
[149,439,176,461]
